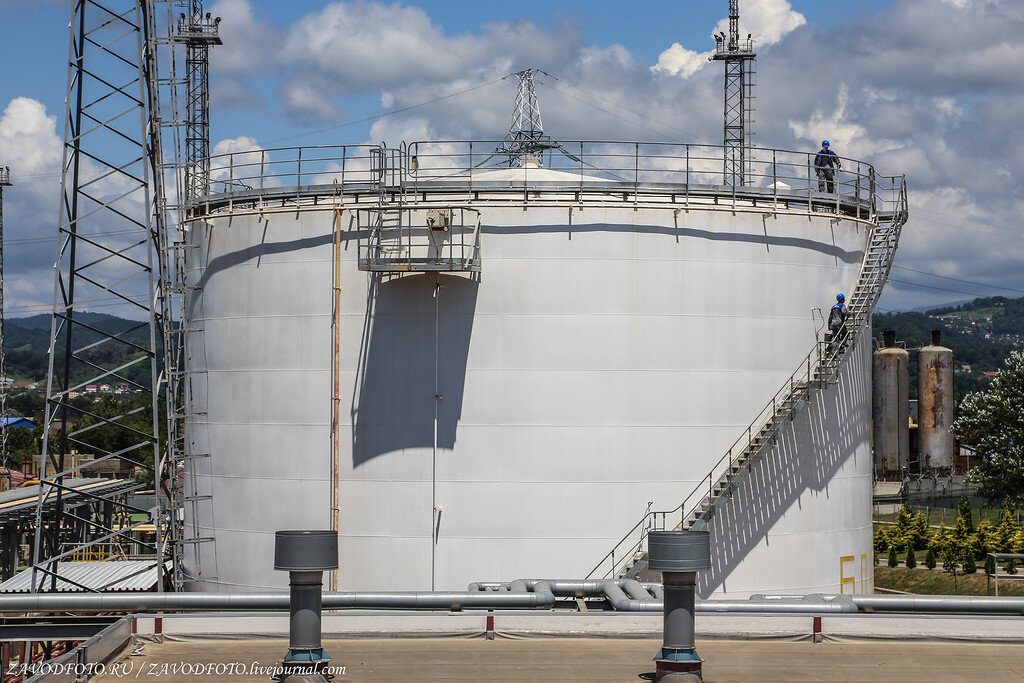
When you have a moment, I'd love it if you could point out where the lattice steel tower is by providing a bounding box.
[710,0,756,186]
[30,0,172,593]
[496,69,559,165]
[0,167,10,483]
[172,1,221,204]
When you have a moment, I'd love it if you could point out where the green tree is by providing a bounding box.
[957,495,975,533]
[887,546,899,568]
[974,520,998,559]
[5,426,40,465]
[1012,527,1024,554]
[906,546,917,569]
[925,547,937,570]
[889,503,930,551]
[994,504,1019,552]
[873,528,889,553]
[954,351,1024,506]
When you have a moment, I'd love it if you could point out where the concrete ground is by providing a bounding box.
[95,637,1024,682]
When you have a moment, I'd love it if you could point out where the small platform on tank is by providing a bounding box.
[358,257,481,272]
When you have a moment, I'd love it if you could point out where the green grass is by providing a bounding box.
[875,566,1024,596]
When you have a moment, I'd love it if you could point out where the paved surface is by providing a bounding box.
[95,637,1024,682]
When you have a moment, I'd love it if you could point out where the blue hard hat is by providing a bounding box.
[837,293,845,301]
[822,140,830,147]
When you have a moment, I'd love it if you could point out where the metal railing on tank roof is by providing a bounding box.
[202,140,902,221]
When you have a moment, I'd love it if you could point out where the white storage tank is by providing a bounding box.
[181,142,905,597]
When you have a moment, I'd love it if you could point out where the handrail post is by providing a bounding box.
[259,150,265,204]
[578,141,584,194]
[807,153,812,210]
[856,162,862,219]
[634,142,640,206]
[684,144,690,207]
[772,149,777,212]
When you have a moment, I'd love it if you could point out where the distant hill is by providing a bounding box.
[873,295,1024,399]
[4,313,157,383]
[909,299,974,313]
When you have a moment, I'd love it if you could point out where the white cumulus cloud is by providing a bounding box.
[713,0,806,47]
[651,43,711,78]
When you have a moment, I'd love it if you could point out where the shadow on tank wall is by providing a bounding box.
[697,339,871,597]
[351,273,478,466]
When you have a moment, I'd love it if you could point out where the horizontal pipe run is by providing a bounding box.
[0,590,555,614]
[3,589,1023,616]
[851,595,1024,614]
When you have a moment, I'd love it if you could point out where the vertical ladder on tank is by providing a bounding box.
[590,177,907,581]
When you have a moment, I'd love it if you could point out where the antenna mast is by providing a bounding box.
[496,69,558,165]
[173,0,221,204]
[710,0,756,186]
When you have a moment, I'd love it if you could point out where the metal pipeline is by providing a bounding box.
[0,590,555,614]
[601,581,661,612]
[473,582,1024,615]
[850,595,1024,614]
[4,588,1023,616]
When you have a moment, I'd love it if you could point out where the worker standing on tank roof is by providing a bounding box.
[815,140,841,193]
[828,293,851,354]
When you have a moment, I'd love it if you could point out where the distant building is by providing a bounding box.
[85,384,98,393]
[0,417,36,430]
[986,371,998,378]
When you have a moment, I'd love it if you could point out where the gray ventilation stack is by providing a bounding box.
[648,530,712,682]
[918,330,954,474]
[274,530,339,680]
[873,330,909,479]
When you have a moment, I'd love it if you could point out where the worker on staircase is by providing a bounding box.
[828,293,851,354]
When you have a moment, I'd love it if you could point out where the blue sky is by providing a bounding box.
[0,1,887,153]
[2,0,1024,315]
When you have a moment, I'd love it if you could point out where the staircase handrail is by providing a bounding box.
[585,174,906,581]
[584,336,829,579]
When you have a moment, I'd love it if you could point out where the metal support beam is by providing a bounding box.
[32,0,169,593]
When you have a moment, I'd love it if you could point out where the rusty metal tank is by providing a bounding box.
[873,330,909,478]
[918,329,954,472]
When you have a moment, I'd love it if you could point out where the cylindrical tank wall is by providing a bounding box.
[918,330,954,472]
[183,198,873,596]
[872,330,909,478]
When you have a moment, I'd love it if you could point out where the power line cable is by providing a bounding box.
[538,81,677,140]
[540,73,710,143]
[892,265,1024,296]
[263,77,508,145]
[888,278,1001,298]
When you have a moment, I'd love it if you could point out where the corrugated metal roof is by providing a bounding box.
[0,478,108,506]
[0,417,35,429]
[0,560,167,593]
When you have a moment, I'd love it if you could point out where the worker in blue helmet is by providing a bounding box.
[828,293,851,354]
[814,140,841,193]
